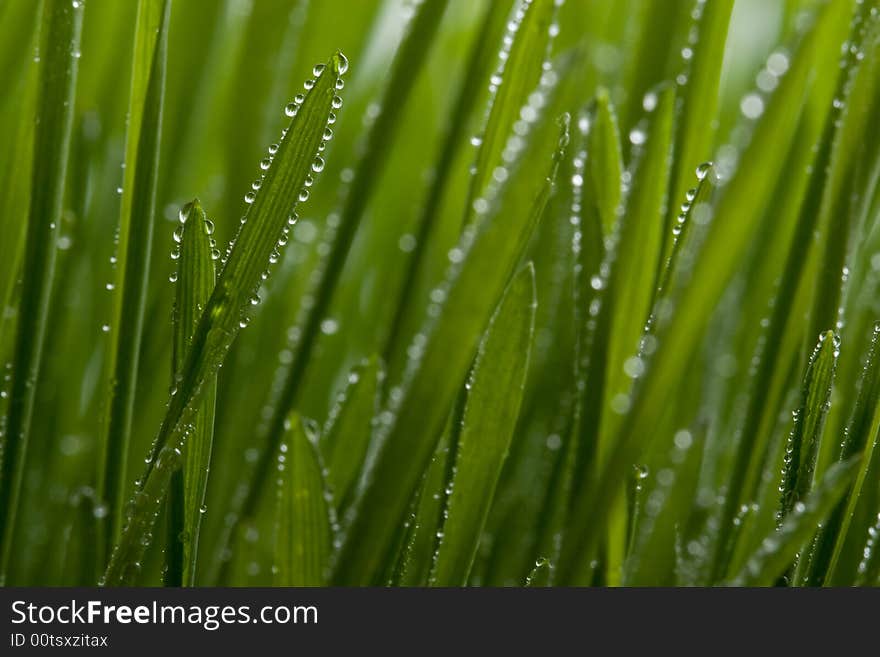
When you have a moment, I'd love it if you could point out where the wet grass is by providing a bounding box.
[0,0,879,587]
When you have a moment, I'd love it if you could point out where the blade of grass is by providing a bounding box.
[664,0,734,261]
[165,200,217,587]
[274,413,333,586]
[220,0,450,568]
[332,107,570,585]
[557,0,852,584]
[101,52,347,586]
[96,0,171,558]
[393,421,456,586]
[729,456,860,586]
[777,331,838,523]
[430,263,537,585]
[0,0,84,584]
[795,322,880,585]
[586,88,623,236]
[382,0,514,366]
[465,0,556,223]
[320,356,380,513]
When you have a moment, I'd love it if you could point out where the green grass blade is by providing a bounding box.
[230,0,450,542]
[382,0,515,365]
[602,84,675,398]
[332,109,570,585]
[729,457,860,586]
[665,0,734,256]
[466,0,556,218]
[587,88,623,236]
[394,423,456,586]
[165,200,218,587]
[430,263,537,586]
[101,53,346,586]
[557,1,851,584]
[802,322,880,585]
[0,63,39,351]
[0,0,84,584]
[778,331,838,523]
[96,0,171,556]
[806,2,880,344]
[274,413,333,586]
[321,356,381,513]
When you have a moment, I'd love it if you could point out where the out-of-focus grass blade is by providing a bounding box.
[557,1,851,584]
[598,86,675,468]
[0,0,84,584]
[332,108,570,585]
[665,0,734,255]
[0,62,38,350]
[165,200,217,587]
[321,356,380,513]
[383,0,515,365]
[807,4,880,343]
[96,0,171,555]
[231,0,450,542]
[712,7,872,578]
[619,0,688,132]
[777,331,838,523]
[730,457,859,586]
[394,423,455,586]
[466,0,555,217]
[430,264,537,586]
[587,89,623,235]
[274,413,333,586]
[587,85,675,584]
[102,53,346,586]
[800,322,880,585]
[624,429,703,585]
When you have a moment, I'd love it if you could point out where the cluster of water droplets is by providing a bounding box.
[223,55,346,331]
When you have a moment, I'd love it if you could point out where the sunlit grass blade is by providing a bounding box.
[96,0,171,557]
[332,108,570,585]
[321,356,380,513]
[777,331,838,523]
[557,0,852,584]
[165,200,217,587]
[466,0,556,219]
[0,0,84,584]
[229,0,449,548]
[430,264,537,586]
[101,52,347,586]
[274,413,333,586]
[730,457,860,586]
